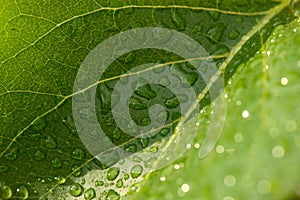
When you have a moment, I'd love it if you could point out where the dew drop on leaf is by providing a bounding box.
[128,97,147,110]
[95,180,104,187]
[0,185,12,199]
[15,185,28,200]
[165,96,179,108]
[69,183,83,197]
[54,176,66,185]
[138,137,149,148]
[33,150,46,161]
[51,157,62,168]
[71,148,86,160]
[84,188,96,200]
[71,164,82,177]
[130,164,143,179]
[228,30,240,40]
[159,128,170,137]
[45,135,57,149]
[107,167,120,181]
[106,189,120,200]
[116,179,123,188]
[135,84,156,99]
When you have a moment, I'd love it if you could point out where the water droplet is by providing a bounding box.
[106,189,120,200]
[207,24,226,42]
[285,120,297,132]
[280,77,288,85]
[107,167,120,181]
[0,185,12,199]
[135,84,156,99]
[95,180,104,187]
[130,164,143,178]
[216,145,225,153]
[54,176,66,185]
[51,157,62,168]
[45,135,57,149]
[207,11,221,21]
[242,110,249,118]
[141,117,151,126]
[71,148,86,160]
[291,0,300,17]
[228,30,240,40]
[69,183,83,197]
[165,96,179,109]
[138,137,149,148]
[33,150,46,161]
[159,128,170,137]
[257,179,271,194]
[150,146,158,153]
[71,164,82,177]
[84,188,96,200]
[15,185,28,199]
[272,146,285,158]
[116,179,123,188]
[0,165,8,172]
[33,118,47,131]
[128,97,147,110]
[181,183,190,193]
[159,75,171,86]
[234,133,243,143]
[124,174,129,180]
[106,117,114,126]
[224,175,236,187]
[124,144,137,153]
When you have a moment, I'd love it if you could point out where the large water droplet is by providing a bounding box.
[84,188,96,200]
[0,185,12,199]
[106,189,120,200]
[107,167,120,181]
[159,128,170,137]
[69,183,83,197]
[45,135,57,149]
[15,185,28,200]
[130,164,143,178]
[71,148,86,160]
[228,30,240,40]
[128,97,147,110]
[33,150,46,161]
[291,0,300,17]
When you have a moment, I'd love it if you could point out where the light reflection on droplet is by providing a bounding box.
[272,146,285,158]
[234,133,243,143]
[194,143,200,149]
[285,120,297,132]
[181,183,190,193]
[223,196,235,200]
[224,175,237,187]
[257,179,271,194]
[216,145,225,153]
[160,176,166,182]
[174,164,180,170]
[242,110,249,118]
[280,77,288,85]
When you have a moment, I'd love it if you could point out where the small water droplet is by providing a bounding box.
[45,135,57,149]
[0,185,12,199]
[124,174,129,180]
[280,77,288,85]
[242,110,249,118]
[159,128,170,137]
[272,146,285,158]
[130,164,143,178]
[124,144,137,153]
[165,96,179,109]
[207,24,226,42]
[128,97,147,110]
[15,185,28,200]
[107,167,120,181]
[135,84,156,99]
[84,188,96,200]
[71,164,82,177]
[181,183,190,193]
[69,183,83,197]
[71,148,86,160]
[224,175,236,187]
[54,176,66,185]
[95,180,104,187]
[290,0,300,17]
[138,137,149,148]
[106,189,120,200]
[51,157,62,168]
[112,127,121,141]
[33,150,46,161]
[116,179,123,188]
[228,30,240,40]
[257,179,271,194]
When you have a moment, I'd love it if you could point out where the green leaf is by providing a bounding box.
[0,0,298,199]
[127,18,300,200]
